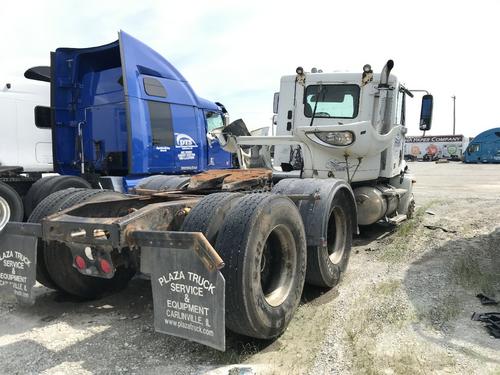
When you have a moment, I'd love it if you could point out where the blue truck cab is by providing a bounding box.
[51,31,232,191]
[463,127,500,163]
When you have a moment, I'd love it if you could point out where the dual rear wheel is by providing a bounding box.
[182,191,352,339]
[28,188,135,298]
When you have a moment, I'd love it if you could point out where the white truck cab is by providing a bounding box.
[273,69,408,181]
[221,60,433,226]
[0,80,51,172]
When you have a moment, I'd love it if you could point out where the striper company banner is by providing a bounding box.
[406,135,464,143]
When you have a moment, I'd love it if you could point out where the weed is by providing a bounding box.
[451,254,498,296]
[417,294,461,329]
[345,281,409,373]
[378,201,441,263]
[374,280,401,296]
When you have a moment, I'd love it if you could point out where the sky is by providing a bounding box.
[2,0,498,137]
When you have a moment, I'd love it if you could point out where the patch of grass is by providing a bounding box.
[378,200,443,263]
[452,254,498,296]
[383,344,454,375]
[374,280,401,296]
[344,281,454,374]
[417,294,461,329]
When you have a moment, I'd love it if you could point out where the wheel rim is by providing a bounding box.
[0,196,11,232]
[327,206,347,265]
[259,224,297,307]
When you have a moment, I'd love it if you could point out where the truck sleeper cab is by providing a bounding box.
[52,31,232,189]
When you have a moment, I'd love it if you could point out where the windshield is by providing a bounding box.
[206,111,224,132]
[304,84,360,119]
[467,144,480,153]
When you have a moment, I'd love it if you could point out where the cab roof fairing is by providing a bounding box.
[53,30,217,110]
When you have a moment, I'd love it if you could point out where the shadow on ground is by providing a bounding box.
[0,260,343,374]
[403,228,500,365]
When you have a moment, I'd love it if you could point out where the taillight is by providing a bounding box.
[99,259,112,274]
[75,255,86,270]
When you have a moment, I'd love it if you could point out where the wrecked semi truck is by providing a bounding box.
[0,32,433,351]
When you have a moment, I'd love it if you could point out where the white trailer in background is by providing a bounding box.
[0,80,52,172]
[0,78,52,225]
[0,73,91,226]
[404,134,470,161]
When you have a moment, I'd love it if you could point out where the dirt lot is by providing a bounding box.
[0,162,499,374]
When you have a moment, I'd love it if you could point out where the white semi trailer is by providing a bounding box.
[0,70,91,228]
[0,78,52,226]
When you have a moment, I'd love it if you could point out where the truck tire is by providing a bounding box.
[24,175,91,217]
[28,188,89,290]
[306,190,353,288]
[135,175,190,191]
[215,193,307,339]
[24,175,59,217]
[42,189,134,299]
[0,181,24,231]
[181,192,243,243]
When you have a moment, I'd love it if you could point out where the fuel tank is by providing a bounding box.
[353,185,400,225]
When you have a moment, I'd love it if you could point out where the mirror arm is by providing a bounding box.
[408,89,430,96]
[399,85,414,98]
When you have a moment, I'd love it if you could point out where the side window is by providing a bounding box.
[206,111,224,132]
[143,77,167,98]
[395,89,406,125]
[34,106,51,128]
[467,144,480,153]
[147,101,173,146]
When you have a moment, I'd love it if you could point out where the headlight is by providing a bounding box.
[309,131,355,146]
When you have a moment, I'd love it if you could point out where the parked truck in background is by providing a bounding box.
[463,127,500,163]
[0,32,433,351]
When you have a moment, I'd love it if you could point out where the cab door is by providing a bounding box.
[119,31,201,175]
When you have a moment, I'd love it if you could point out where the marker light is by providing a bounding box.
[363,64,372,72]
[310,131,355,146]
[296,66,304,75]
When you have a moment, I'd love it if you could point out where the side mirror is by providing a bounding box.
[419,94,433,131]
[273,92,279,114]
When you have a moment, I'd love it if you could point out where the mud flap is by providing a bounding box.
[131,230,226,351]
[0,223,40,304]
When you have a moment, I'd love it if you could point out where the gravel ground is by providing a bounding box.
[309,162,500,374]
[0,162,499,374]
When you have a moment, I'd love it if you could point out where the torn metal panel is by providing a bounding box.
[187,168,272,191]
